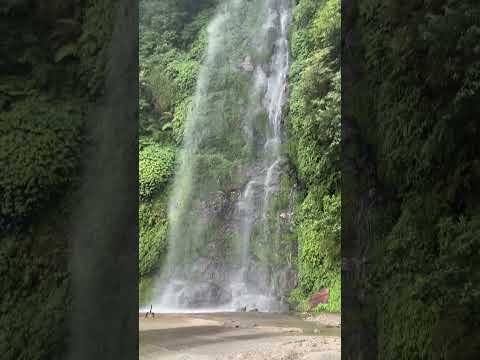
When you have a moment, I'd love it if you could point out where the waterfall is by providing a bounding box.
[149,0,294,313]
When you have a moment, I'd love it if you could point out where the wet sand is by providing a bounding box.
[139,312,340,360]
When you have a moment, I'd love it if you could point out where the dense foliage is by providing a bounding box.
[287,0,341,312]
[138,0,218,281]
[1,98,83,223]
[138,141,175,276]
[0,226,70,359]
[139,0,217,144]
[0,1,114,358]
[1,0,114,228]
[139,199,168,277]
[347,0,480,357]
[139,142,175,201]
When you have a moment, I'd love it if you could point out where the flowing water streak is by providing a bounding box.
[153,0,244,312]
[230,0,293,311]
[150,0,293,313]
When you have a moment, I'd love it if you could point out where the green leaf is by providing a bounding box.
[54,43,78,63]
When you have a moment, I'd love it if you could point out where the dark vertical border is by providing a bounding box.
[68,1,139,359]
[341,0,377,358]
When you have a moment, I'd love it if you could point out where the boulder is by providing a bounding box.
[309,288,329,310]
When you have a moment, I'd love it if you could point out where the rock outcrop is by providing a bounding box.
[309,288,330,310]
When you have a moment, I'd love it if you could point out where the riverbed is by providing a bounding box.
[139,312,340,359]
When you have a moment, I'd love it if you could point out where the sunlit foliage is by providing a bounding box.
[138,0,217,276]
[286,0,341,312]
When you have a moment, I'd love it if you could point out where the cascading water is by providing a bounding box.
[148,0,295,313]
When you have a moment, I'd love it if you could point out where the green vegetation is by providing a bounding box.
[138,0,341,313]
[1,1,114,358]
[1,0,114,225]
[139,190,170,277]
[0,222,70,359]
[139,0,217,144]
[345,0,480,357]
[286,0,341,313]
[138,0,218,279]
[139,142,175,201]
[1,98,83,222]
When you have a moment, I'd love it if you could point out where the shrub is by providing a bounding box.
[139,144,175,201]
[0,97,83,224]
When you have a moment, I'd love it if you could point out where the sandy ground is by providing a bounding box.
[304,313,341,328]
[139,312,340,360]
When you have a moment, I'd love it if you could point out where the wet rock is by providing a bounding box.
[278,267,298,292]
[198,191,229,218]
[180,281,232,307]
[235,56,255,72]
[245,261,270,288]
[191,258,227,285]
